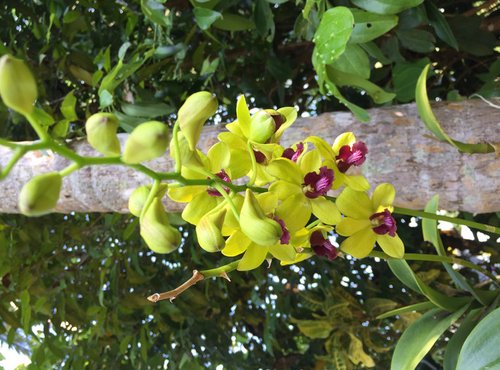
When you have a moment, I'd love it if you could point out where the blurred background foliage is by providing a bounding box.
[0,0,498,368]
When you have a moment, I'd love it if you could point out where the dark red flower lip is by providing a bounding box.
[370,208,397,237]
[302,166,334,199]
[310,231,337,260]
[207,169,231,197]
[336,141,368,173]
[274,216,290,244]
[282,142,304,162]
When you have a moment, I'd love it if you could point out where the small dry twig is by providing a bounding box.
[147,270,205,303]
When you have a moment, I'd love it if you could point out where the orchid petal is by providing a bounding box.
[269,243,296,262]
[336,217,371,236]
[222,230,251,257]
[336,187,372,219]
[299,149,322,174]
[377,234,404,258]
[167,185,206,203]
[269,181,302,200]
[237,243,268,271]
[344,174,370,192]
[207,142,230,172]
[311,197,342,225]
[305,136,335,160]
[340,229,377,259]
[182,192,218,225]
[236,95,251,137]
[276,193,311,231]
[372,183,395,211]
[280,252,314,265]
[266,158,303,184]
[332,132,356,154]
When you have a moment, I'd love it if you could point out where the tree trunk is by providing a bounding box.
[0,99,498,214]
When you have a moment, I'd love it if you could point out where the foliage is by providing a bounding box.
[0,0,499,369]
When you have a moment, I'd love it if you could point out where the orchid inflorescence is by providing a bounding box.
[2,54,404,278]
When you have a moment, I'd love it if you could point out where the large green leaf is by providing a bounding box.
[351,0,423,15]
[387,259,472,311]
[323,76,369,122]
[331,44,370,79]
[426,2,458,50]
[396,29,435,53]
[376,301,436,320]
[350,9,398,44]
[392,58,429,102]
[444,308,481,370]
[391,305,469,370]
[457,307,500,370]
[213,13,255,31]
[290,318,332,339]
[423,195,486,305]
[193,7,222,30]
[416,64,494,153]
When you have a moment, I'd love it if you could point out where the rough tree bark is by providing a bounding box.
[0,99,498,214]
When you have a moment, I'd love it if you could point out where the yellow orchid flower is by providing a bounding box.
[167,141,241,233]
[267,149,341,229]
[222,190,302,271]
[306,133,369,191]
[336,183,404,259]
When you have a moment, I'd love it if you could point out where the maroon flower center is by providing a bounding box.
[336,141,368,173]
[310,231,337,260]
[302,166,334,199]
[207,169,231,197]
[253,150,267,164]
[369,209,397,237]
[282,142,304,162]
[270,113,285,132]
[273,216,290,245]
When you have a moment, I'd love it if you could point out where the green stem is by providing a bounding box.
[369,251,499,285]
[59,162,80,177]
[0,147,27,179]
[25,112,50,141]
[200,260,240,278]
[394,206,500,235]
[212,183,240,222]
[172,121,181,173]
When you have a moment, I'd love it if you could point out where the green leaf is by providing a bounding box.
[141,0,169,27]
[396,29,435,53]
[392,58,429,102]
[328,66,395,104]
[364,298,398,317]
[350,9,398,44]
[457,307,500,370]
[426,2,458,50]
[387,259,472,311]
[52,119,70,138]
[351,0,423,15]
[20,289,31,332]
[193,7,222,30]
[416,64,494,153]
[423,196,486,305]
[324,77,370,122]
[313,7,354,67]
[31,107,55,128]
[376,301,437,320]
[444,309,481,370]
[121,102,174,118]
[290,318,332,339]
[359,42,391,65]
[60,90,77,120]
[99,89,113,109]
[255,0,275,40]
[392,305,469,370]
[331,44,370,79]
[213,13,255,31]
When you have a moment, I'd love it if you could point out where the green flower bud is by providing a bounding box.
[122,121,169,164]
[240,189,282,247]
[196,208,227,252]
[19,172,62,216]
[128,184,168,217]
[0,54,37,115]
[140,198,181,254]
[85,113,121,156]
[178,91,218,151]
[248,110,275,144]
[169,131,204,169]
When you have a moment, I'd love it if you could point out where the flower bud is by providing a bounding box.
[170,131,205,169]
[122,121,169,164]
[18,172,62,216]
[196,208,227,252]
[85,113,121,156]
[128,184,168,217]
[178,91,218,151]
[0,55,37,115]
[248,110,275,144]
[140,198,180,254]
[240,189,282,247]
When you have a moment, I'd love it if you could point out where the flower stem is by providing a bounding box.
[25,112,50,141]
[369,251,498,285]
[59,162,80,177]
[172,121,182,173]
[393,206,500,235]
[200,260,240,278]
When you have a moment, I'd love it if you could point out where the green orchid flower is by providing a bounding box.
[306,133,369,191]
[336,183,404,259]
[222,190,301,271]
[267,149,342,230]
